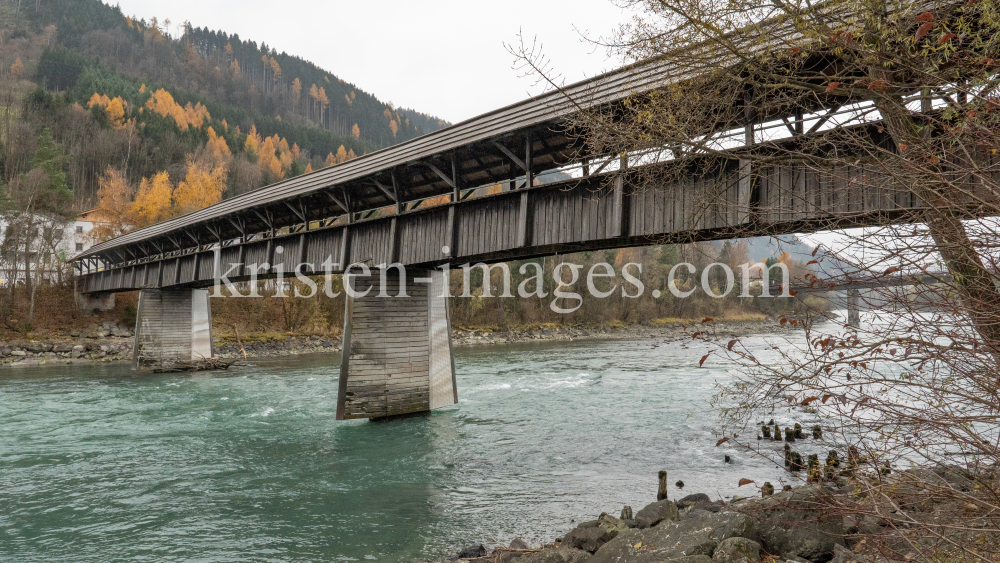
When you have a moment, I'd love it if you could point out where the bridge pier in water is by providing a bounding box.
[337,268,457,420]
[847,289,861,329]
[131,288,214,369]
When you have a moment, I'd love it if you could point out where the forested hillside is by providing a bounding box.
[0,0,449,215]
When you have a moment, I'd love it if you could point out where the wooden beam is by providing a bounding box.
[325,190,349,214]
[391,171,403,215]
[524,133,533,189]
[806,104,841,135]
[415,161,455,189]
[373,177,397,202]
[493,140,527,171]
[283,199,306,222]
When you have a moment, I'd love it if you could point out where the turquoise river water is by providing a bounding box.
[1,333,821,562]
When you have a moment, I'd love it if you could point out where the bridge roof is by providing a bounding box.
[78,56,686,261]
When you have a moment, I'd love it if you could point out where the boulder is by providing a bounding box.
[675,493,712,510]
[454,545,487,559]
[634,499,680,528]
[563,514,628,552]
[742,485,845,562]
[10,350,26,356]
[518,547,591,563]
[52,343,75,353]
[711,537,760,563]
[26,342,53,353]
[588,511,755,563]
[510,539,530,550]
[829,544,887,563]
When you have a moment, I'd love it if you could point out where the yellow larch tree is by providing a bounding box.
[230,59,241,78]
[10,58,24,78]
[243,125,262,156]
[291,78,302,112]
[325,152,336,167]
[389,119,398,137]
[144,88,209,130]
[335,145,347,164]
[130,171,173,227]
[205,126,232,169]
[173,161,227,215]
[91,167,136,241]
[304,163,313,174]
[87,93,129,128]
[351,123,360,140]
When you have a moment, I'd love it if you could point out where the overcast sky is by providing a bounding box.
[112,0,634,124]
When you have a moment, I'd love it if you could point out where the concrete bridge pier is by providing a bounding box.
[132,288,214,369]
[847,289,861,329]
[75,283,115,312]
[337,267,457,420]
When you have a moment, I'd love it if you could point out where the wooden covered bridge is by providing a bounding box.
[71,2,990,420]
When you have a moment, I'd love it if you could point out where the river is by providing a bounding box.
[1,332,825,562]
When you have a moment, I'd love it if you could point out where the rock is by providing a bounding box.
[676,480,685,489]
[510,538,530,550]
[620,506,633,521]
[518,547,591,563]
[454,545,487,559]
[830,544,885,563]
[26,342,53,353]
[675,493,712,510]
[712,537,760,563]
[634,499,680,528]
[745,484,846,562]
[562,515,626,553]
[11,350,26,356]
[781,556,810,563]
[589,511,755,563]
[52,343,75,353]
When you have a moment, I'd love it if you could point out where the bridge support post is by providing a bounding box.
[337,267,457,420]
[847,289,861,329]
[132,288,214,370]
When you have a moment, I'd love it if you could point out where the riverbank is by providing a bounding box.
[0,318,794,367]
[443,464,980,563]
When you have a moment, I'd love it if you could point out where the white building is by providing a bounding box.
[0,210,108,286]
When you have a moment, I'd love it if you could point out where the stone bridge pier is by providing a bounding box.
[132,288,214,369]
[337,267,457,420]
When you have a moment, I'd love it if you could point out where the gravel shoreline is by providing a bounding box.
[0,319,791,368]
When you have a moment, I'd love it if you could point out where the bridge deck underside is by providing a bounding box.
[77,161,996,294]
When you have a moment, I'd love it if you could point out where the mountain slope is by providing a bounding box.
[1,0,449,209]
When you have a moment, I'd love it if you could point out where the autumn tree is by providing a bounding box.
[172,161,226,215]
[130,171,173,227]
[90,167,135,241]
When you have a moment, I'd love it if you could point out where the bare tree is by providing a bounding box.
[513,0,1000,559]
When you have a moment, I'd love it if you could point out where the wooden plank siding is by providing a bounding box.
[79,165,930,295]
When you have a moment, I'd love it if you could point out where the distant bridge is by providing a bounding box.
[70,2,993,420]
